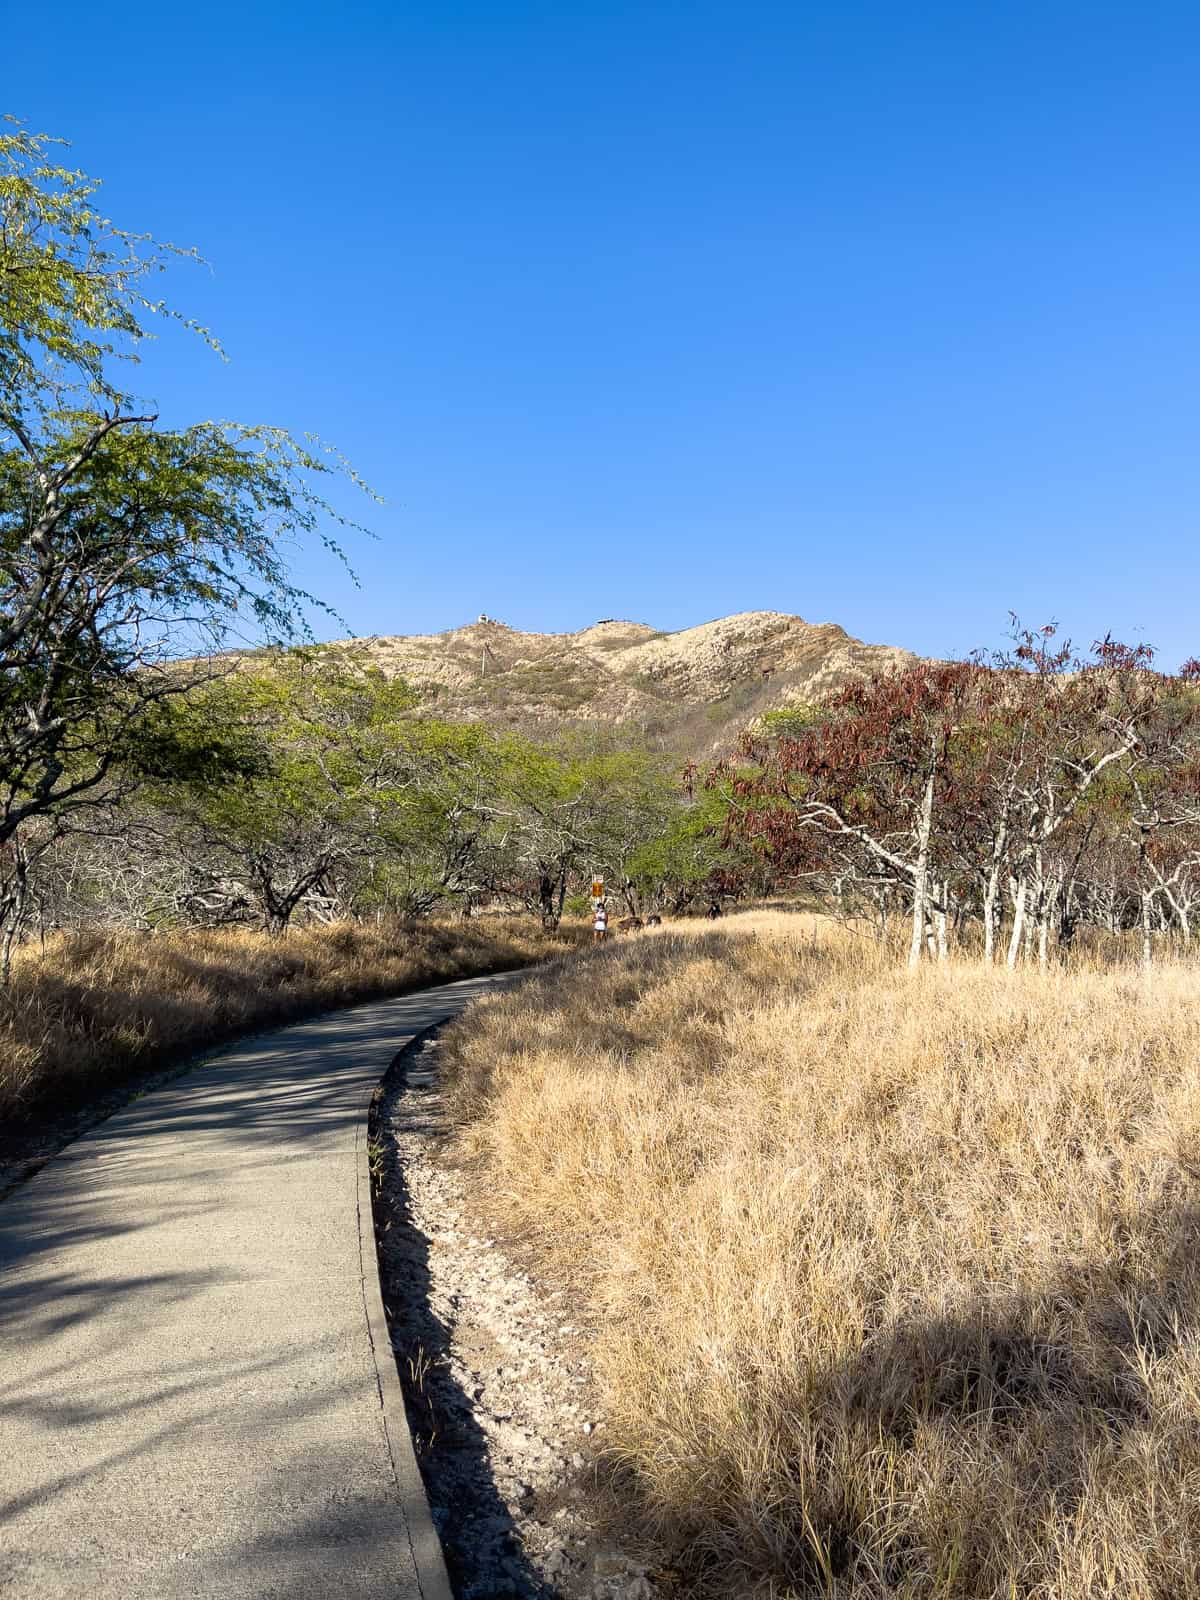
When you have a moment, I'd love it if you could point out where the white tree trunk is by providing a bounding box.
[1029,849,1048,971]
[909,883,926,967]
[908,769,936,970]
[1036,872,1063,972]
[1154,875,1192,946]
[983,898,997,964]
[982,825,1007,966]
[1006,875,1027,969]
[1141,888,1154,969]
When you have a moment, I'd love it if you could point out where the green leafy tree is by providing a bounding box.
[0,122,371,948]
[488,735,677,925]
[152,656,418,933]
[342,716,509,918]
[1,118,216,412]
[625,784,735,914]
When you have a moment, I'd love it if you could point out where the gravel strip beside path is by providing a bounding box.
[373,1033,656,1600]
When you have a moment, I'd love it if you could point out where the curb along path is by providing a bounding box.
[0,971,522,1599]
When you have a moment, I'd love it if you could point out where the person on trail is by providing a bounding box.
[593,899,609,942]
[707,900,723,920]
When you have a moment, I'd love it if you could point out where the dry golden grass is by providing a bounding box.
[441,912,1200,1598]
[0,917,578,1125]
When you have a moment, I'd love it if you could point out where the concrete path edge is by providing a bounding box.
[356,1026,454,1600]
[0,973,535,1595]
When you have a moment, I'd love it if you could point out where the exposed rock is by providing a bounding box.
[591,1549,656,1600]
[225,610,917,753]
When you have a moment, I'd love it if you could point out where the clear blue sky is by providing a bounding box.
[9,1,1199,666]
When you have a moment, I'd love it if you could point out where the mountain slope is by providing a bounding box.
[327,610,916,751]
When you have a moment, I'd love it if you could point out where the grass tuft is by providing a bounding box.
[441,912,1200,1598]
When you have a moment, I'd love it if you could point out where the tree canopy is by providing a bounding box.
[0,121,372,943]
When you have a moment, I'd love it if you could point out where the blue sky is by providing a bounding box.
[9,1,1199,666]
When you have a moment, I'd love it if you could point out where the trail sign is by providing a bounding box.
[591,878,604,899]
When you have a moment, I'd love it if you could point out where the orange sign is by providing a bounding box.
[591,879,604,899]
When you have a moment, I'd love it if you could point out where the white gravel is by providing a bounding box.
[373,1033,655,1600]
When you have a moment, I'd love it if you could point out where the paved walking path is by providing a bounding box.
[0,971,519,1599]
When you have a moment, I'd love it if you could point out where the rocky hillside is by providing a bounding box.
[325,610,915,752]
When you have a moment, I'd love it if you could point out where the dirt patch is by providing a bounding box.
[371,1032,656,1599]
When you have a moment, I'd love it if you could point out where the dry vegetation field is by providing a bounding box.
[0,918,577,1126]
[441,912,1200,1598]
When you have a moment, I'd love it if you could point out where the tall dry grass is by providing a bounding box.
[441,912,1200,1598]
[0,917,577,1125]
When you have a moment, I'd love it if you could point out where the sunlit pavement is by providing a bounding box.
[0,971,523,1599]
